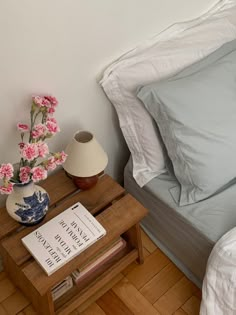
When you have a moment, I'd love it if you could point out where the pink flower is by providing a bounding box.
[31,167,47,182]
[44,157,57,171]
[47,107,55,114]
[0,163,14,180]
[32,95,58,116]
[1,93,62,188]
[18,142,25,149]
[20,143,39,161]
[46,121,60,134]
[32,96,51,108]
[54,151,68,165]
[45,96,58,107]
[17,123,30,132]
[0,182,14,194]
[19,166,31,183]
[37,142,49,158]
[46,117,57,124]
[31,124,47,139]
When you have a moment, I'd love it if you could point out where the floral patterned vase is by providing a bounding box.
[6,181,50,226]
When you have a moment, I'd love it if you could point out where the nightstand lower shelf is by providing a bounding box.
[55,247,138,315]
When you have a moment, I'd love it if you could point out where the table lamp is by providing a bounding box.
[63,130,108,190]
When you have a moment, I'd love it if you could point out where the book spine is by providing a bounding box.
[79,237,122,271]
[51,276,73,301]
[71,238,126,284]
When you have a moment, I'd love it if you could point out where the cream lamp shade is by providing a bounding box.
[63,130,108,181]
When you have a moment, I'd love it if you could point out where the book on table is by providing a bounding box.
[21,202,106,276]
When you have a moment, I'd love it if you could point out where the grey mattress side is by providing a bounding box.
[124,158,236,287]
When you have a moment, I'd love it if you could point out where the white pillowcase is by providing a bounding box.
[100,0,236,187]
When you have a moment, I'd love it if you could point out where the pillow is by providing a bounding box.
[137,38,236,206]
[100,1,236,187]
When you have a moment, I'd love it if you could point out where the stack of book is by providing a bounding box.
[72,237,126,288]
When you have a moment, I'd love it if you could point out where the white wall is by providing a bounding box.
[0,0,217,184]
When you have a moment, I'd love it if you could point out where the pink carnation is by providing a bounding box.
[46,117,57,124]
[47,107,55,114]
[19,166,31,183]
[44,96,58,107]
[32,95,58,111]
[0,182,14,194]
[31,167,47,182]
[32,96,51,108]
[31,124,47,139]
[20,143,39,161]
[0,163,14,180]
[46,121,60,134]
[17,123,30,132]
[45,157,57,171]
[18,142,25,149]
[37,142,49,158]
[54,151,68,165]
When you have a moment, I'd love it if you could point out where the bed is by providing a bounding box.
[124,157,236,287]
[101,0,236,289]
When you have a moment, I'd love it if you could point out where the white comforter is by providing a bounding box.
[200,227,236,314]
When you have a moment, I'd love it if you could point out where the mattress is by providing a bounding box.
[124,158,236,288]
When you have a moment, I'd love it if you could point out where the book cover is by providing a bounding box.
[21,202,106,276]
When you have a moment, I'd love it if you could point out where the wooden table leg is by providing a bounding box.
[1,248,54,314]
[30,290,54,315]
[123,223,144,264]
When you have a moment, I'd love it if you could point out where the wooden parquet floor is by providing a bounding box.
[0,230,202,315]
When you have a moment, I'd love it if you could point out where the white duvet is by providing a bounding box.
[200,227,236,314]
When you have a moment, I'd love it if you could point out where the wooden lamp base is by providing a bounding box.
[72,175,99,190]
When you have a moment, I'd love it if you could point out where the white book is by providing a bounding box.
[22,202,106,276]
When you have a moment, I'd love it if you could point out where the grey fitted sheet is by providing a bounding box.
[124,158,236,287]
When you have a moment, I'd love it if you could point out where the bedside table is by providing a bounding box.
[0,170,148,315]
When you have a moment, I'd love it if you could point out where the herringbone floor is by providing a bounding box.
[0,230,201,315]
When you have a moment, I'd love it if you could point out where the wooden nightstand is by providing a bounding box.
[0,170,148,315]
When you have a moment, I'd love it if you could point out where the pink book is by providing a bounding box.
[72,238,126,283]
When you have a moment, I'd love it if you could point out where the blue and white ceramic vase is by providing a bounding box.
[6,181,50,226]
